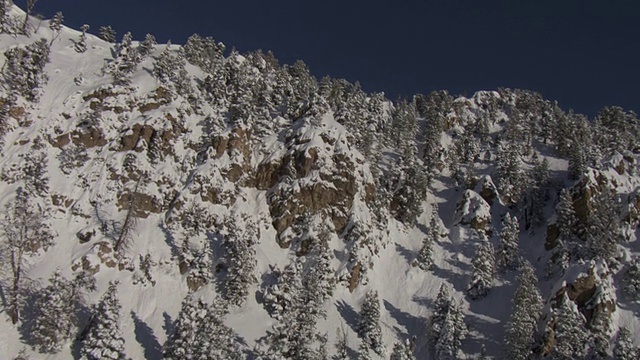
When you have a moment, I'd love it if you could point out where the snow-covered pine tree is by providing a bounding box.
[495,141,525,203]
[79,282,126,360]
[184,240,213,292]
[32,271,95,353]
[191,299,243,360]
[307,241,336,302]
[48,12,63,45]
[557,188,578,242]
[416,207,439,271]
[430,284,452,346]
[262,259,303,320]
[152,42,188,95]
[163,295,207,360]
[588,307,611,358]
[2,38,50,102]
[0,0,10,34]
[0,188,54,324]
[357,290,385,357]
[497,213,520,271]
[98,25,116,43]
[613,327,638,360]
[181,33,225,74]
[467,237,495,300]
[260,256,328,359]
[585,187,623,262]
[434,300,467,360]
[74,24,89,53]
[503,260,543,360]
[551,293,589,360]
[357,341,373,360]
[221,217,258,306]
[390,340,416,360]
[623,257,640,300]
[138,33,156,58]
[389,145,428,226]
[109,32,139,85]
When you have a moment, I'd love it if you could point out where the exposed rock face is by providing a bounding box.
[116,191,163,219]
[540,260,616,356]
[253,116,374,248]
[572,169,616,224]
[473,175,500,206]
[454,189,492,235]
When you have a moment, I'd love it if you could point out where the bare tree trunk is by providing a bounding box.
[9,248,22,324]
[115,178,141,253]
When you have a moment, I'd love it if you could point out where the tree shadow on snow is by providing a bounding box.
[131,311,162,359]
[159,222,180,258]
[335,300,360,333]
[395,243,416,266]
[162,311,174,337]
[383,300,428,340]
[430,264,469,294]
[464,282,514,356]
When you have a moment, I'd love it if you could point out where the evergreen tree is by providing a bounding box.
[75,24,89,53]
[109,32,139,85]
[2,38,51,102]
[503,261,543,360]
[588,308,611,359]
[260,256,328,359]
[495,141,525,203]
[0,0,10,34]
[138,33,156,58]
[357,341,373,360]
[434,301,467,360]
[467,238,495,300]
[98,26,116,43]
[48,12,64,45]
[613,327,638,360]
[263,259,303,320]
[551,294,589,360]
[32,271,95,353]
[497,213,520,271]
[221,218,258,306]
[357,290,385,357]
[417,207,439,271]
[192,299,243,360]
[79,282,126,360]
[390,340,416,360]
[162,295,207,359]
[624,257,640,301]
[431,284,452,346]
[557,188,578,242]
[181,33,225,74]
[585,187,623,262]
[0,188,54,324]
[388,145,428,226]
[152,43,188,93]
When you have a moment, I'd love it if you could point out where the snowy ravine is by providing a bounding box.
[0,3,639,359]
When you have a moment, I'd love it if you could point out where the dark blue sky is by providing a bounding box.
[24,0,640,117]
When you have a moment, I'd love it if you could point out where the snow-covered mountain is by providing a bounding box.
[0,3,639,359]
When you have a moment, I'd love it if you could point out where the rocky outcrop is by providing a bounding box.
[473,175,500,206]
[453,190,492,235]
[540,260,616,356]
[259,117,371,247]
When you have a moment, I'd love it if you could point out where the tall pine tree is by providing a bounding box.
[79,282,126,360]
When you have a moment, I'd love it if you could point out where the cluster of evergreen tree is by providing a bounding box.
[430,285,467,359]
[163,295,242,360]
